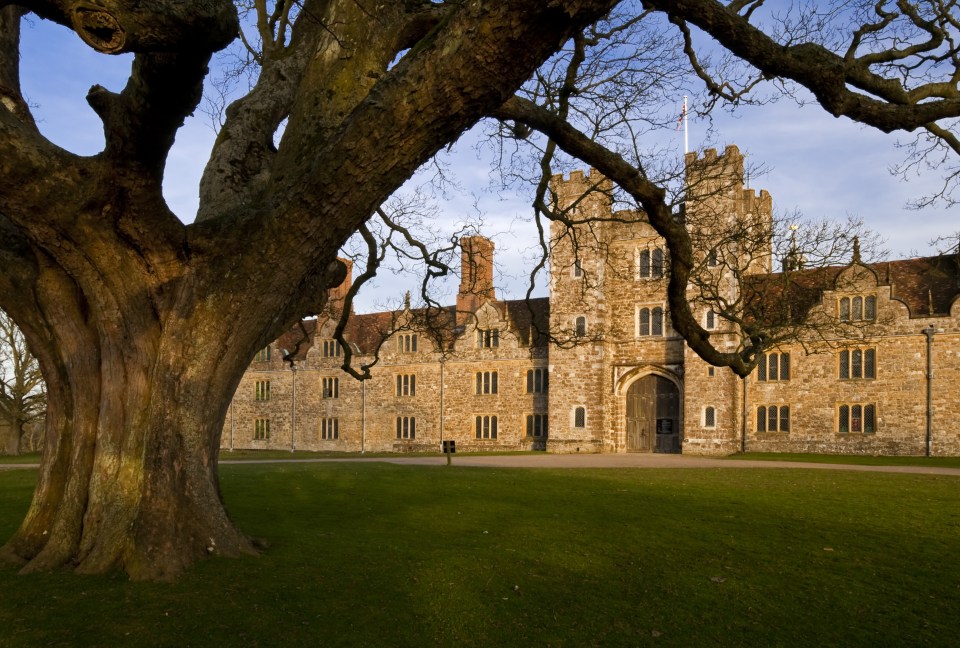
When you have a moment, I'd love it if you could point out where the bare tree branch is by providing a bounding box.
[12,0,238,54]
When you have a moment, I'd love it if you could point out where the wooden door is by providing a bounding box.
[654,377,681,453]
[626,375,680,453]
[626,377,654,452]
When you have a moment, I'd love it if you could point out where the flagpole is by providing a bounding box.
[683,95,688,155]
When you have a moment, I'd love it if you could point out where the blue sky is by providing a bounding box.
[16,15,958,311]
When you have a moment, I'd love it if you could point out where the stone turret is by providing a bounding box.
[685,144,773,275]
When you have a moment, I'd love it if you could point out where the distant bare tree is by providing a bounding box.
[0,311,45,455]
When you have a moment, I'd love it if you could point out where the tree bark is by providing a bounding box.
[0,229,347,579]
[0,0,620,579]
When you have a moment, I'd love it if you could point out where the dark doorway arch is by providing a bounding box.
[625,375,681,453]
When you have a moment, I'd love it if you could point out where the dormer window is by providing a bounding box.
[839,295,876,322]
[397,333,418,353]
[477,328,499,348]
[321,339,341,358]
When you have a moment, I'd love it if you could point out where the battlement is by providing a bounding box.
[549,167,614,198]
[551,167,601,185]
[684,144,744,174]
[741,188,772,215]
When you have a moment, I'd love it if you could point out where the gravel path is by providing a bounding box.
[226,453,960,475]
[3,453,958,475]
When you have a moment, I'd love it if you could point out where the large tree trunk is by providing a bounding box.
[0,255,275,579]
[0,183,345,579]
[0,0,621,580]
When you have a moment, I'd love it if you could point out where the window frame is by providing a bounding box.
[756,405,789,433]
[477,328,500,349]
[637,247,665,279]
[573,406,586,428]
[475,414,499,439]
[705,309,716,330]
[525,413,548,438]
[475,371,499,395]
[574,316,587,338]
[839,347,876,380]
[839,295,877,322]
[321,339,342,358]
[838,403,877,434]
[397,333,418,353]
[396,416,417,440]
[254,418,271,440]
[526,368,548,393]
[704,406,716,428]
[321,417,339,440]
[757,352,790,382]
[396,374,416,397]
[636,306,664,337]
[322,376,339,399]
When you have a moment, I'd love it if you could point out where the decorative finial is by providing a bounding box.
[782,224,802,272]
[404,291,411,309]
[852,236,861,264]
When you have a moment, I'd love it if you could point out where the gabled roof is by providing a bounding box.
[882,254,960,316]
[274,297,551,359]
[745,253,960,321]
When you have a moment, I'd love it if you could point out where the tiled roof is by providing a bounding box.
[883,254,960,316]
[274,319,318,361]
[746,253,960,320]
[275,297,551,358]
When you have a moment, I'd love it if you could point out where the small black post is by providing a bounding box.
[442,440,456,465]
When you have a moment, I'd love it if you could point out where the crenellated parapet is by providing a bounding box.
[549,168,614,215]
[685,144,744,192]
[741,188,772,217]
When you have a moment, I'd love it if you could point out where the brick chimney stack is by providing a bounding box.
[326,258,353,316]
[457,236,496,319]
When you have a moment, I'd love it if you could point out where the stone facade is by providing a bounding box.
[222,145,960,457]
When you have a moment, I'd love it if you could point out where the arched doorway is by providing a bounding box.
[625,375,681,453]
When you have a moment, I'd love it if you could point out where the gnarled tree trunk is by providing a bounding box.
[0,0,621,578]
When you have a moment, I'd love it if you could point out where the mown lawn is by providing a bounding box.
[728,452,960,469]
[0,463,957,647]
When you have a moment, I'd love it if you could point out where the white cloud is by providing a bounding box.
[16,18,957,312]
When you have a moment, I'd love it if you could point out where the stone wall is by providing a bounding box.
[222,147,960,457]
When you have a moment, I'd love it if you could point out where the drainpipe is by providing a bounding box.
[290,363,297,452]
[439,360,445,452]
[361,377,366,454]
[740,374,748,454]
[922,325,936,457]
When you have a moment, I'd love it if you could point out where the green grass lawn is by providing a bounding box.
[0,449,543,463]
[0,463,958,647]
[729,452,960,468]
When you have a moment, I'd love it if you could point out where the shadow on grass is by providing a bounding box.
[0,464,957,647]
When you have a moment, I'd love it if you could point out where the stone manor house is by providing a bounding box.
[222,145,960,456]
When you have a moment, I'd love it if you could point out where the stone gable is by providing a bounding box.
[223,146,960,457]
